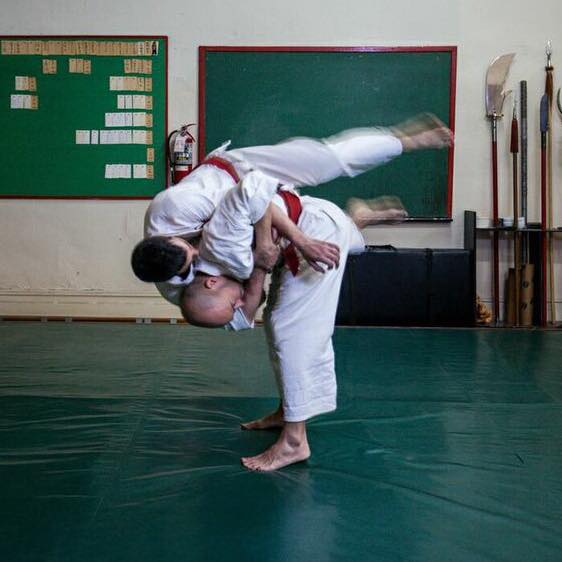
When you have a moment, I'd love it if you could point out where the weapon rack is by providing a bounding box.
[464,210,561,327]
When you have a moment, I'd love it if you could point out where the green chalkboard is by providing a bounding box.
[200,47,456,219]
[0,36,167,198]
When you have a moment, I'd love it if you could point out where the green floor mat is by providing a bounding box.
[1,323,561,562]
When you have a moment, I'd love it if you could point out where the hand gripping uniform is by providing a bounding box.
[196,170,365,422]
[143,128,403,305]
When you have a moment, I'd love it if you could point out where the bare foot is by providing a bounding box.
[392,113,453,151]
[241,422,310,471]
[347,197,408,229]
[241,407,285,430]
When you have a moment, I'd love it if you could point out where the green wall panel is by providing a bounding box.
[201,48,455,219]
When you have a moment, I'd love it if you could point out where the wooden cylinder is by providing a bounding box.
[520,263,534,326]
[505,268,515,326]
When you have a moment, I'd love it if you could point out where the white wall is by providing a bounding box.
[1,0,561,319]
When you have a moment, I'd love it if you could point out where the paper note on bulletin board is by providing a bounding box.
[0,36,167,198]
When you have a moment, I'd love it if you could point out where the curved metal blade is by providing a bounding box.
[486,53,515,117]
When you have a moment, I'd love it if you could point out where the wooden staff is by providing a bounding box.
[545,41,556,324]
[520,81,529,263]
[510,100,520,325]
[540,94,549,326]
[520,81,535,326]
[491,114,501,323]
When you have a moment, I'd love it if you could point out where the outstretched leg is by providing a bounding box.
[226,113,452,189]
[241,421,310,471]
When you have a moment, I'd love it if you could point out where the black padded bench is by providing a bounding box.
[336,246,475,326]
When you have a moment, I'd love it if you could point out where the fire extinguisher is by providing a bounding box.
[168,124,196,184]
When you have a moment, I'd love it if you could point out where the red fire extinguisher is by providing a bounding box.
[168,124,196,184]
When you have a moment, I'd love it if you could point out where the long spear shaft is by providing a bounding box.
[491,116,500,323]
[545,41,556,324]
[510,101,520,326]
[520,81,528,262]
[540,94,549,326]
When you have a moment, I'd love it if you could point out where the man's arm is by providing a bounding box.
[269,203,340,272]
[252,204,280,272]
[240,267,268,323]
[253,201,340,273]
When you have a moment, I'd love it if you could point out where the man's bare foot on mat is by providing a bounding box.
[241,422,310,471]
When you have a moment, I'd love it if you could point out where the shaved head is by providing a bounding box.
[181,274,243,328]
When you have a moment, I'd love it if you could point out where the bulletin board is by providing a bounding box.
[199,46,456,220]
[0,36,167,198]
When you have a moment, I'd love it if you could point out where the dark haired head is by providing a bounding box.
[131,236,187,282]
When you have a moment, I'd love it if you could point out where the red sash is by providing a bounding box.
[277,190,303,276]
[196,156,240,183]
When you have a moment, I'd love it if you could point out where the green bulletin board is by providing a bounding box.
[0,36,167,198]
[200,47,456,219]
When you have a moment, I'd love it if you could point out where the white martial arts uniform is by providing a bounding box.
[194,171,283,282]
[143,130,402,305]
[196,171,365,422]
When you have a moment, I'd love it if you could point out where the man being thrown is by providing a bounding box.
[181,123,452,472]
[131,114,452,302]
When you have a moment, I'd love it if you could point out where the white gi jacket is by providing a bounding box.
[194,171,280,282]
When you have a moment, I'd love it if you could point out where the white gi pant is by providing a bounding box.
[223,128,402,189]
[263,196,365,422]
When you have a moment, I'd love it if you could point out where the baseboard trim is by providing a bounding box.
[0,291,181,319]
[0,315,184,323]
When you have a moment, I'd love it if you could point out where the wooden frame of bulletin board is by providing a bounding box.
[0,35,168,199]
[199,46,457,221]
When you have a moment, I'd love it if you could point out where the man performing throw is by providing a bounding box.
[175,125,452,472]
